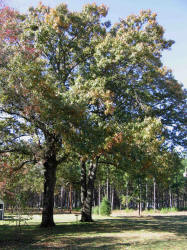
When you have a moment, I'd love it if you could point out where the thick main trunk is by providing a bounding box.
[80,158,98,222]
[40,156,57,227]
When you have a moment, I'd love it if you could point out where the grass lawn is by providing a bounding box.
[0,212,186,249]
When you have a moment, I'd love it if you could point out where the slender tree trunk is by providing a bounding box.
[75,190,77,208]
[64,190,67,208]
[153,178,156,211]
[169,188,172,208]
[39,192,42,210]
[146,183,148,209]
[98,182,101,214]
[106,167,109,200]
[81,158,98,222]
[69,184,72,213]
[40,155,57,227]
[138,181,142,217]
[60,186,63,209]
[111,186,114,211]
[54,195,56,209]
[126,184,129,209]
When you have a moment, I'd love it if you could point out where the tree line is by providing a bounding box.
[2,158,187,214]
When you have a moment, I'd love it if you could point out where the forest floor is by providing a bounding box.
[0,211,187,249]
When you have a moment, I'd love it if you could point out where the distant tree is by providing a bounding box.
[100,196,111,216]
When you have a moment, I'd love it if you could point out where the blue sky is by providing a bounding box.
[7,0,187,89]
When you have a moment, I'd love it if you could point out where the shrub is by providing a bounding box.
[160,208,168,213]
[169,207,178,212]
[92,206,99,215]
[124,208,134,213]
[144,209,157,214]
[100,197,111,216]
[160,207,178,213]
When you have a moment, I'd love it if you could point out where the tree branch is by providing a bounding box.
[13,159,37,171]
[57,153,69,165]
[98,160,116,166]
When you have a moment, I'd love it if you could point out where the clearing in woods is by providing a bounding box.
[0,211,186,249]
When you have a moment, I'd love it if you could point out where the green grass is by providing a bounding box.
[0,213,187,249]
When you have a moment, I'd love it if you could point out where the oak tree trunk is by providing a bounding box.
[80,158,98,222]
[40,155,57,227]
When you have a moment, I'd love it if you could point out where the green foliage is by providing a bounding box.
[169,207,178,212]
[121,194,134,207]
[123,208,134,213]
[100,197,111,216]
[144,209,157,214]
[0,3,185,162]
[56,158,81,191]
[160,207,178,213]
[92,206,99,215]
[160,208,169,214]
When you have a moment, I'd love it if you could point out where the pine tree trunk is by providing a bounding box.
[81,158,98,222]
[75,190,78,208]
[106,167,109,200]
[153,178,156,211]
[69,184,72,214]
[98,182,101,214]
[40,156,57,227]
[138,181,142,216]
[39,192,42,210]
[126,184,129,208]
[146,183,149,209]
[111,186,114,211]
[169,188,172,208]
[60,186,63,209]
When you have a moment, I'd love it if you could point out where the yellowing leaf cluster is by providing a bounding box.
[44,8,69,32]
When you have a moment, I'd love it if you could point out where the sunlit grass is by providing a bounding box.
[0,212,186,249]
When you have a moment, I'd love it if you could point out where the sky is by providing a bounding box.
[7,0,187,89]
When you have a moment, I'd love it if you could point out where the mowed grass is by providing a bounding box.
[0,212,187,249]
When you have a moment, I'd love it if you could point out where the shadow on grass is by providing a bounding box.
[109,215,187,235]
[0,236,131,250]
[0,215,186,249]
